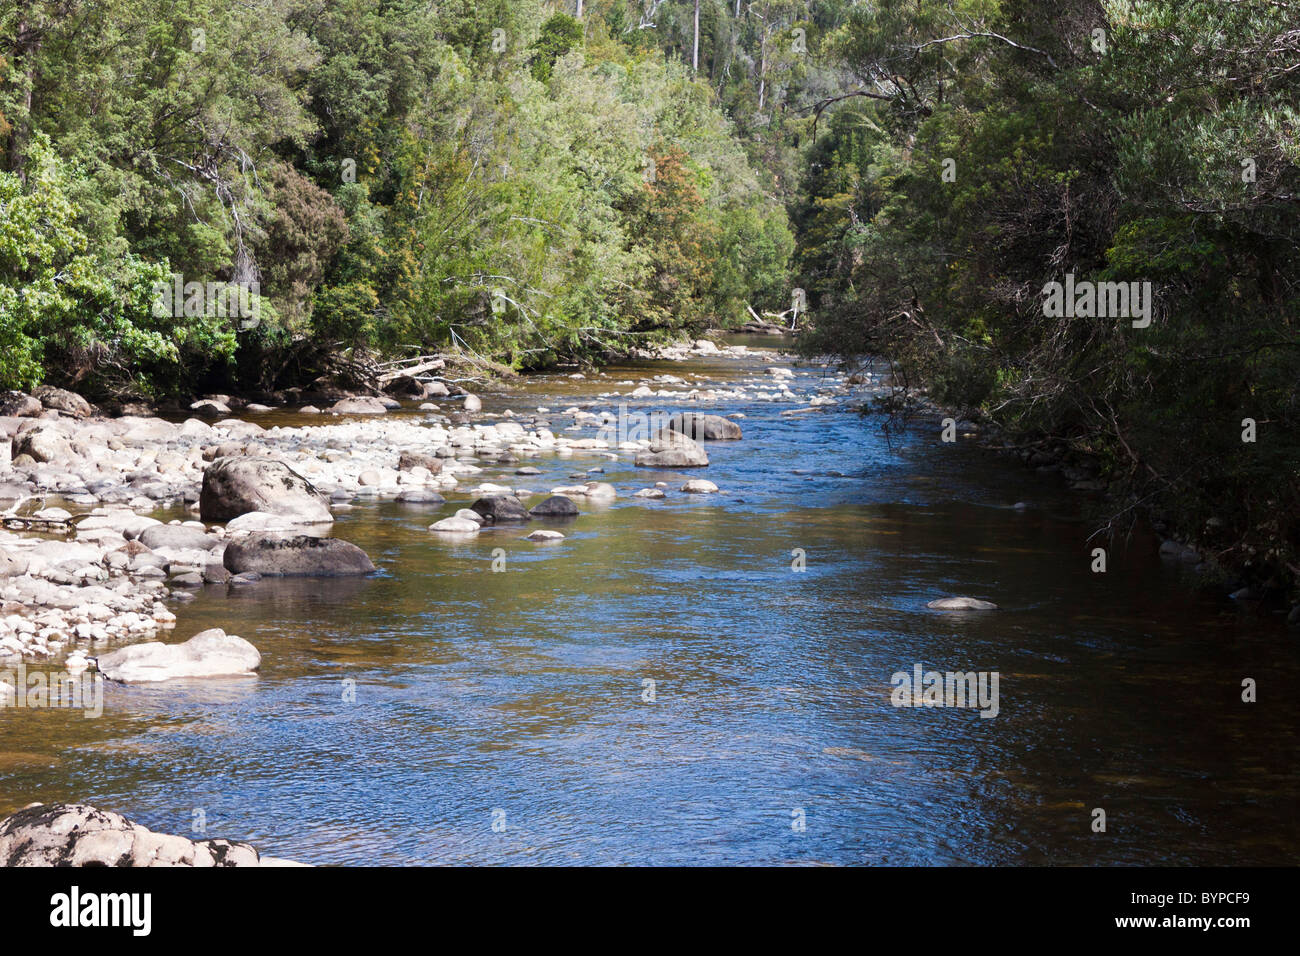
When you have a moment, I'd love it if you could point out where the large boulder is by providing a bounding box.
[470,495,532,523]
[12,424,79,464]
[634,430,709,468]
[33,385,94,418]
[223,532,375,576]
[138,525,221,552]
[0,803,262,867]
[0,392,41,417]
[329,396,389,415]
[96,628,262,683]
[529,494,579,518]
[200,457,332,523]
[667,412,743,441]
[397,451,444,474]
[0,547,29,578]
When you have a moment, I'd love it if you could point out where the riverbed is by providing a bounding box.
[1,338,1296,865]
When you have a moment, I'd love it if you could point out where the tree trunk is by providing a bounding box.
[693,0,700,73]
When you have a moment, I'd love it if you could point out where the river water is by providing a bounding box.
[2,338,1296,865]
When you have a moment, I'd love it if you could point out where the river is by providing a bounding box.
[2,337,1296,865]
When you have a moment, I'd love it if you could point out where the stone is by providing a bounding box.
[397,451,444,474]
[395,489,445,504]
[634,488,665,498]
[926,597,999,610]
[33,386,94,418]
[12,424,78,463]
[429,517,481,534]
[667,413,743,441]
[222,533,375,577]
[200,457,332,523]
[463,394,482,412]
[681,479,719,493]
[0,548,30,577]
[634,429,709,468]
[0,392,42,417]
[96,628,261,682]
[138,525,221,552]
[526,529,564,541]
[529,494,579,517]
[329,396,388,415]
[470,495,532,523]
[0,803,262,867]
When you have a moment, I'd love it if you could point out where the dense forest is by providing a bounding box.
[2,0,1297,596]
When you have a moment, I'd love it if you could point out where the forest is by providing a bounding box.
[3,0,1298,594]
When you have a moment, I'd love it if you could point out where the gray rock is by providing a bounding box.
[634,430,709,468]
[470,495,532,523]
[0,548,29,578]
[200,457,332,523]
[397,451,444,474]
[329,396,388,415]
[395,489,445,504]
[0,803,262,867]
[33,386,94,418]
[667,412,743,441]
[529,494,579,518]
[138,524,221,552]
[223,533,375,577]
[0,392,42,417]
[96,628,261,682]
[926,597,999,610]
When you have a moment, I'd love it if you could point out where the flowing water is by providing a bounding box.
[2,338,1296,865]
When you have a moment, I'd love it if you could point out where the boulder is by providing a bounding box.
[224,511,302,534]
[397,451,444,474]
[429,516,481,534]
[0,803,261,867]
[529,494,579,518]
[138,525,221,552]
[926,597,999,610]
[681,479,719,493]
[329,396,388,415]
[395,489,445,504]
[634,430,709,468]
[470,495,532,523]
[667,413,743,441]
[526,529,564,541]
[33,385,93,418]
[12,424,78,464]
[223,533,375,577]
[0,548,30,577]
[96,628,262,682]
[463,394,482,412]
[0,392,41,417]
[200,457,332,523]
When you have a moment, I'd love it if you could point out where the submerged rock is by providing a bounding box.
[0,803,265,867]
[926,597,999,610]
[223,533,375,577]
[96,627,261,682]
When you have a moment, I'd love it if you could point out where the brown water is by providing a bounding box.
[1,339,1296,865]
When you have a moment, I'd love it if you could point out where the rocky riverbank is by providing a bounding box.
[0,338,871,667]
